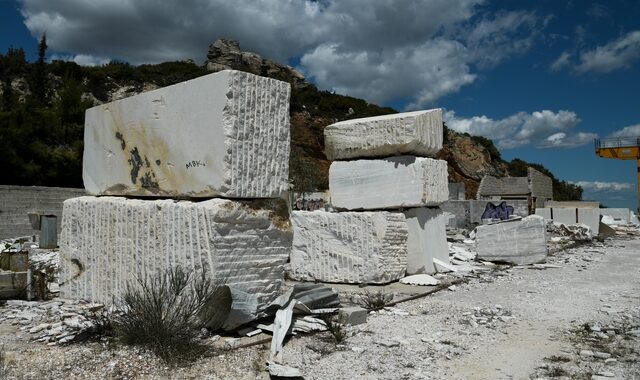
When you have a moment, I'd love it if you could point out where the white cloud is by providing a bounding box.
[576,30,640,74]
[571,181,633,192]
[609,124,640,137]
[301,39,476,107]
[50,53,110,67]
[537,131,598,149]
[550,51,571,71]
[445,109,597,149]
[18,0,548,108]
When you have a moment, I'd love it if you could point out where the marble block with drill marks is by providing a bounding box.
[324,109,443,160]
[59,196,292,307]
[83,69,291,198]
[329,156,449,210]
[288,211,408,284]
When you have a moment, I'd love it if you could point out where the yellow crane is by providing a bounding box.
[595,136,640,212]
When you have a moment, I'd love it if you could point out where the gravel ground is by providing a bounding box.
[1,230,639,379]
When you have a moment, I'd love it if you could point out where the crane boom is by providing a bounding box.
[594,137,640,213]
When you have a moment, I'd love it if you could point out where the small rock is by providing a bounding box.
[604,358,617,365]
[579,349,594,358]
[593,351,611,359]
[375,339,400,347]
[595,371,615,377]
[29,323,50,334]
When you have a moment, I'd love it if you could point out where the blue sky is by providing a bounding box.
[2,0,640,210]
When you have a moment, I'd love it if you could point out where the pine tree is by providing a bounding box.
[30,34,49,104]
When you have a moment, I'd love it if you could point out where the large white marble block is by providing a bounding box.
[324,109,443,160]
[83,70,291,198]
[288,211,408,284]
[578,208,600,235]
[59,196,292,308]
[404,207,449,275]
[329,156,449,210]
[551,207,577,225]
[475,215,547,265]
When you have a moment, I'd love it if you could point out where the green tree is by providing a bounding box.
[29,34,50,104]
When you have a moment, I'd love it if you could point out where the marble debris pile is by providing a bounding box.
[60,70,294,320]
[288,109,451,283]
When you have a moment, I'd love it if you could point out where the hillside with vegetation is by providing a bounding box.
[0,37,582,201]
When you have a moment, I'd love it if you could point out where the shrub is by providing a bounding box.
[321,314,347,343]
[111,266,230,361]
[358,289,391,311]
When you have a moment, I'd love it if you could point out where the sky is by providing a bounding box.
[1,0,640,210]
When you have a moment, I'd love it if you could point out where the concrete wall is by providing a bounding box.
[448,182,466,200]
[545,200,600,208]
[441,199,529,228]
[0,185,85,239]
[528,167,553,200]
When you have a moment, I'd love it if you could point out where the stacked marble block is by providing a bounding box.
[289,110,450,284]
[59,70,293,313]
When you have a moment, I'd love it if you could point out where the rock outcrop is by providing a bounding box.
[205,39,309,89]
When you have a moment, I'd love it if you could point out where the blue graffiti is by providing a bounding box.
[481,201,515,221]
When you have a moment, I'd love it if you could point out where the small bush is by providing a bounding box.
[112,266,229,361]
[321,314,347,343]
[358,289,391,311]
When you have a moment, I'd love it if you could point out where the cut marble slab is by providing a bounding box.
[404,207,449,274]
[551,207,577,225]
[535,208,551,220]
[324,109,443,160]
[578,208,600,235]
[329,156,449,210]
[59,196,292,312]
[288,210,407,284]
[83,69,291,198]
[475,215,547,265]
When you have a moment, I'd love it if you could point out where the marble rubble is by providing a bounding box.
[60,196,292,307]
[83,69,291,198]
[329,156,448,210]
[475,215,548,265]
[323,109,443,160]
[288,211,408,284]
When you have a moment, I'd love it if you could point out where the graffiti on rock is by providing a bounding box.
[481,201,515,221]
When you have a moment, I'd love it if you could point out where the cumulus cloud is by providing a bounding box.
[50,53,110,66]
[445,109,597,149]
[550,51,571,71]
[571,181,633,192]
[575,30,640,74]
[609,124,640,137]
[18,0,547,108]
